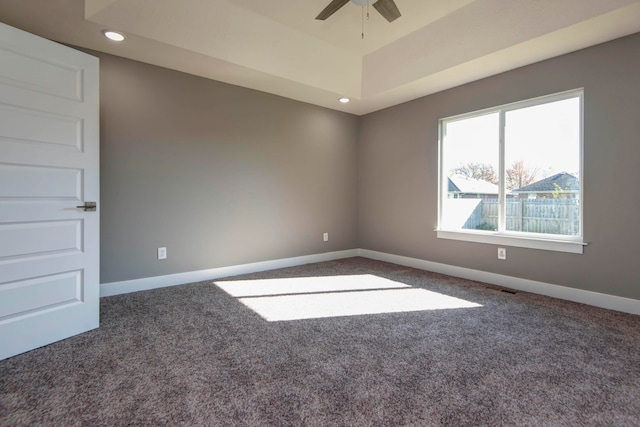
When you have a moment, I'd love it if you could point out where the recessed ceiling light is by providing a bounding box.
[102,30,125,42]
[339,97,350,104]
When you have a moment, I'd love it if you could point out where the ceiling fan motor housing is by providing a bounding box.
[316,0,399,22]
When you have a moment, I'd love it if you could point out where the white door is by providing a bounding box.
[0,23,99,360]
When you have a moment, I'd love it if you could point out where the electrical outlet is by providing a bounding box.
[498,247,506,260]
[323,232,329,242]
[158,247,167,260]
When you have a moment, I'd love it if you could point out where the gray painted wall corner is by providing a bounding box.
[97,52,359,284]
[357,32,640,301]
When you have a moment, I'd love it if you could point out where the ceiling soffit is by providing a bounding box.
[73,0,640,113]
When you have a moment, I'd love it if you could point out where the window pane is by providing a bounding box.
[504,97,581,235]
[441,112,499,231]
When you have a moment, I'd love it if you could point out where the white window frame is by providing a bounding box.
[436,89,585,254]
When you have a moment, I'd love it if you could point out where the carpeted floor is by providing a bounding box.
[1,257,639,426]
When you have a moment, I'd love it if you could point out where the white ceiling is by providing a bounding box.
[1,0,640,115]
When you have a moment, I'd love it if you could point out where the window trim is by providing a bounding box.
[436,89,585,254]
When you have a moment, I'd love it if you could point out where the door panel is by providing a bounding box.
[0,23,99,360]
[0,220,82,258]
[0,103,83,151]
[0,271,83,319]
[0,163,82,198]
[0,42,83,100]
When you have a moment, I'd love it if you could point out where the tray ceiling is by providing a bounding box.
[1,0,639,114]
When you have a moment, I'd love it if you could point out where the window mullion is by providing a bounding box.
[498,110,506,232]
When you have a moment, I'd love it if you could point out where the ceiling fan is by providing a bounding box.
[316,0,401,23]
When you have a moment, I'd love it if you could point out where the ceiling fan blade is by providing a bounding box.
[316,0,350,20]
[373,0,401,22]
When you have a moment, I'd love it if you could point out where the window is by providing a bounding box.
[437,90,584,253]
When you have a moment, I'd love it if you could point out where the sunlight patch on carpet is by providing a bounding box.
[215,275,482,321]
[216,274,409,297]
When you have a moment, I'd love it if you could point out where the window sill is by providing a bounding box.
[436,229,585,254]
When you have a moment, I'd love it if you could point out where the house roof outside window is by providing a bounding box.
[448,175,499,197]
[512,172,580,197]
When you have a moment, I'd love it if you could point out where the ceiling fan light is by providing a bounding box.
[102,30,125,42]
[351,0,379,5]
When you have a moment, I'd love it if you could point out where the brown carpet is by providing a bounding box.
[1,257,639,426]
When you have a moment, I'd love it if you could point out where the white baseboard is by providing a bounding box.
[100,249,359,297]
[100,247,640,316]
[357,249,640,316]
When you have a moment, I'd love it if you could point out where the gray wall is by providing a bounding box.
[98,53,359,283]
[96,33,640,302]
[358,32,640,300]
